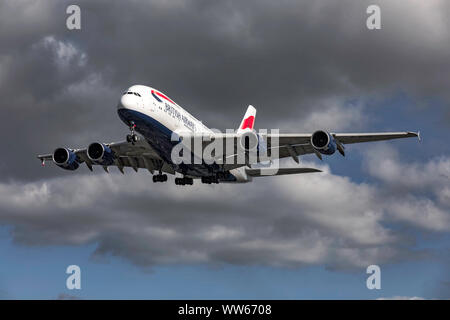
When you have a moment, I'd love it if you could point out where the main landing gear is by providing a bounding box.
[175,177,194,186]
[126,121,139,144]
[153,173,168,183]
[201,176,219,184]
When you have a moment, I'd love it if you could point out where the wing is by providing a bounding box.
[177,131,419,167]
[266,131,419,161]
[175,132,420,170]
[37,138,175,174]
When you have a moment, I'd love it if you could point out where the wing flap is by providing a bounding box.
[333,131,419,144]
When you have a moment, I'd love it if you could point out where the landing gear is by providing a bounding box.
[175,177,194,186]
[201,176,219,184]
[126,121,139,144]
[126,134,139,143]
[152,174,168,183]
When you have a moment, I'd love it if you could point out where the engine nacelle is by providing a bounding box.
[311,130,336,155]
[87,142,115,165]
[53,148,80,170]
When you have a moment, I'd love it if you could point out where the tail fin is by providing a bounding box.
[237,105,256,133]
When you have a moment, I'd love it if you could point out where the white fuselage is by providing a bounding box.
[117,85,248,181]
[118,85,212,135]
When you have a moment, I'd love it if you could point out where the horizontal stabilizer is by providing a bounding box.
[245,167,322,177]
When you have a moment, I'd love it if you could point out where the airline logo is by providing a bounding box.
[151,90,175,104]
[241,115,255,130]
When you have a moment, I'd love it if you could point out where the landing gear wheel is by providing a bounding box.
[201,176,218,184]
[126,121,138,144]
[127,134,138,143]
[153,174,168,183]
[175,177,193,186]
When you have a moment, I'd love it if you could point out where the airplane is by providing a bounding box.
[37,85,420,185]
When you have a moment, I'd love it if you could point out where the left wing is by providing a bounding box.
[267,131,419,161]
[176,131,419,168]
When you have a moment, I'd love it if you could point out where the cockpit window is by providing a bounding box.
[123,91,141,97]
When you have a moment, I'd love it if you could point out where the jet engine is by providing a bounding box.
[87,142,115,165]
[311,130,336,155]
[52,148,80,170]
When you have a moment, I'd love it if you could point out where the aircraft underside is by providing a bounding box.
[117,108,237,184]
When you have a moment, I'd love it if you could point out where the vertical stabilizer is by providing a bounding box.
[237,105,256,133]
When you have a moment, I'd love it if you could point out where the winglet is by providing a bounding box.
[417,130,422,143]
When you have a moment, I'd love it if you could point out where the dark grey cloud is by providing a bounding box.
[1,0,450,181]
[0,0,448,276]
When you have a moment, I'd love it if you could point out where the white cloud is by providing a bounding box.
[364,144,450,192]
[41,36,87,68]
[1,150,445,268]
[386,198,450,232]
[377,296,425,300]
[275,98,367,132]
[362,144,450,231]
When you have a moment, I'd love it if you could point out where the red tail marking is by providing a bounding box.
[241,116,255,130]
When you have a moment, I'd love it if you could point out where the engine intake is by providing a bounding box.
[311,130,336,155]
[87,142,115,165]
[53,148,80,170]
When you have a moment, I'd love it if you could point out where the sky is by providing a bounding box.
[0,0,449,299]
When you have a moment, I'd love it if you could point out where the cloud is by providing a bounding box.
[1,0,450,181]
[57,293,81,300]
[0,151,446,269]
[40,36,87,68]
[0,0,448,277]
[364,144,450,193]
[362,144,450,231]
[377,296,425,300]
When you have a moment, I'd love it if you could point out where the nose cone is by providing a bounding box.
[117,94,135,110]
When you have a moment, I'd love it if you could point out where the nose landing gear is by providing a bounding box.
[126,121,139,144]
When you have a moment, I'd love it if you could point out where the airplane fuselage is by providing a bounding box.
[117,85,243,180]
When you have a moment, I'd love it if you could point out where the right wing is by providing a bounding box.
[38,138,175,174]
